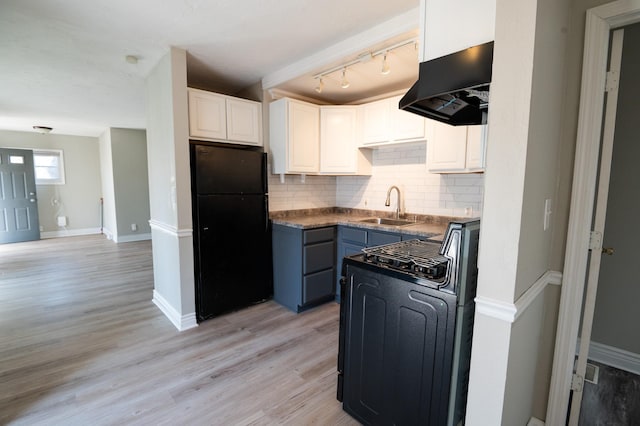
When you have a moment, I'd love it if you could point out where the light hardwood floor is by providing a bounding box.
[0,235,357,425]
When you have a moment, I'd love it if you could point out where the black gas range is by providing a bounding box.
[337,219,480,426]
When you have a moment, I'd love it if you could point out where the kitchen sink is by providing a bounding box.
[357,217,416,226]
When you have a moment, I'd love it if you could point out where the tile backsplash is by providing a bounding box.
[268,142,484,217]
[268,173,336,211]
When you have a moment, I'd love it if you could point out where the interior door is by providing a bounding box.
[0,148,40,244]
[569,28,624,425]
[571,22,640,425]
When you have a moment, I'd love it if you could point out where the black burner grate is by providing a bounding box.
[362,239,450,280]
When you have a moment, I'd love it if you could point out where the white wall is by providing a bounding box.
[145,47,196,330]
[99,130,117,238]
[464,0,572,422]
[0,130,102,236]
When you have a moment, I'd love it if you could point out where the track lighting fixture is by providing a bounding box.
[340,68,350,89]
[381,51,390,75]
[311,37,417,93]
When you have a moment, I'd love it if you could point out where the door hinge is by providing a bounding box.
[589,231,602,251]
[606,70,619,92]
[571,373,584,392]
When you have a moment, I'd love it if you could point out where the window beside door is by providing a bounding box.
[33,149,65,185]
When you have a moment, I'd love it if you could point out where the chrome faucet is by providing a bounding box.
[385,185,402,219]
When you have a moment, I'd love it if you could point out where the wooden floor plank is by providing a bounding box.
[0,235,357,425]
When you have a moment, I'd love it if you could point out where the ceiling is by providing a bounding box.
[0,0,420,137]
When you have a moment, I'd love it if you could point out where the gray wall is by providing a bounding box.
[110,128,151,240]
[99,128,151,242]
[0,130,102,235]
[591,21,640,355]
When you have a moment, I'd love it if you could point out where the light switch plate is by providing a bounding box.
[543,199,552,231]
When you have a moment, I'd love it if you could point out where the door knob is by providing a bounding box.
[29,198,36,203]
[602,247,614,255]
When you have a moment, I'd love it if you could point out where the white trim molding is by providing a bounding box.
[149,219,192,238]
[475,270,562,323]
[528,417,545,426]
[152,290,198,332]
[40,227,101,239]
[115,233,152,243]
[579,340,640,377]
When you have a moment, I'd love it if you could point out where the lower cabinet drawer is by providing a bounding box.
[303,269,335,304]
[304,241,335,273]
[368,231,401,247]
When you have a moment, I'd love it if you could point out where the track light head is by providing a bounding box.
[315,77,324,94]
[340,68,350,89]
[381,52,390,75]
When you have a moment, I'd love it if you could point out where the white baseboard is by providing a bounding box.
[587,341,640,376]
[40,227,101,239]
[115,233,151,243]
[152,290,198,332]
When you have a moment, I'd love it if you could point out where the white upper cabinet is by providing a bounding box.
[270,98,371,176]
[320,106,371,175]
[465,124,487,171]
[361,95,428,146]
[188,88,262,146]
[188,89,226,141]
[361,98,390,144]
[226,98,262,145]
[270,98,320,174]
[427,121,487,173]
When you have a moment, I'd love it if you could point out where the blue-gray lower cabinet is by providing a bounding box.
[335,226,403,302]
[272,224,336,312]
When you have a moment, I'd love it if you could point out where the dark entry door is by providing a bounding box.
[0,148,40,244]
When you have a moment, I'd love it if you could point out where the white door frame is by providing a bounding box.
[546,1,640,424]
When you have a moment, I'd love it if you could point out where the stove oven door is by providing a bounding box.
[341,262,457,425]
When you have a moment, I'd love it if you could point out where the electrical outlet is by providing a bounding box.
[131,223,137,231]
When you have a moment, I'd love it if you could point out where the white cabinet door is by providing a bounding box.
[427,121,468,172]
[287,100,319,173]
[320,107,358,173]
[465,124,487,171]
[188,89,226,140]
[226,98,262,146]
[361,96,428,146]
[390,95,428,142]
[361,99,390,145]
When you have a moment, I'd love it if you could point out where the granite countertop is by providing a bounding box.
[269,208,465,241]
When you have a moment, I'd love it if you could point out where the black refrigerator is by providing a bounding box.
[190,142,273,322]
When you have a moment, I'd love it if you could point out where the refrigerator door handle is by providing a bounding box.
[264,197,269,232]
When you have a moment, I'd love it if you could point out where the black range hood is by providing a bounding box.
[399,41,494,126]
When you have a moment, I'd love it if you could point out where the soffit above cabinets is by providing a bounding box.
[270,30,420,105]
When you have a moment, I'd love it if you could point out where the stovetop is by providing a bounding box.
[361,239,450,281]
